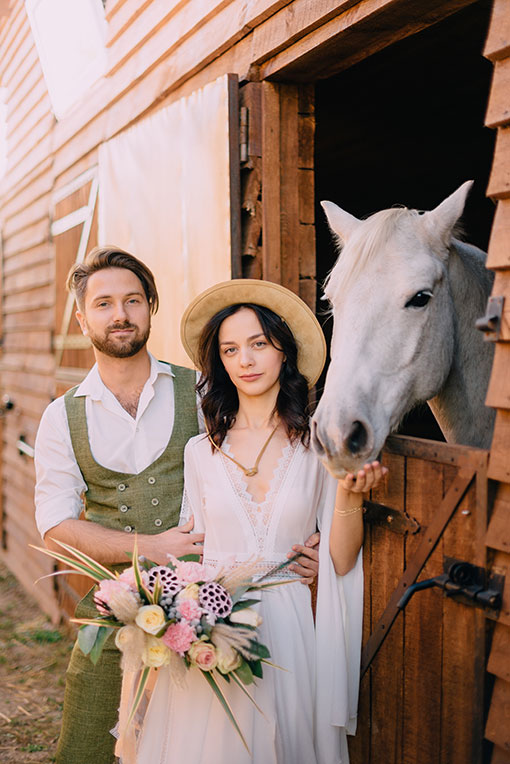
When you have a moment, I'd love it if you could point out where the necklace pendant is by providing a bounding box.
[245,467,258,477]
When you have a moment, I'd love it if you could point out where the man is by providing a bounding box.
[35,247,319,764]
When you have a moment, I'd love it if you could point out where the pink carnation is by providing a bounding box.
[177,599,202,621]
[94,579,130,614]
[168,556,214,584]
[162,621,196,656]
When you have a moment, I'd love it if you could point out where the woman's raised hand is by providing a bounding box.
[339,461,388,495]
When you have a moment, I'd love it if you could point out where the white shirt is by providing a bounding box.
[34,353,203,539]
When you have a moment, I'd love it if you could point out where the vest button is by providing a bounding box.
[154,518,162,527]
[124,525,132,533]
[120,505,128,513]
[148,477,156,485]
[151,498,159,506]
[118,484,126,492]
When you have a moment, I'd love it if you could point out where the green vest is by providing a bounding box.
[64,363,199,537]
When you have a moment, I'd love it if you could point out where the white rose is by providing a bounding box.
[143,635,171,668]
[229,608,262,628]
[216,645,242,674]
[135,604,166,634]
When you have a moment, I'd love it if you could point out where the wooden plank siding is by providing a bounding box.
[0,0,56,618]
[484,0,510,759]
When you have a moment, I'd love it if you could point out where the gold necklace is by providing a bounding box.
[207,422,279,477]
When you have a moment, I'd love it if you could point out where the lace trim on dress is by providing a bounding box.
[221,438,297,556]
[203,556,300,582]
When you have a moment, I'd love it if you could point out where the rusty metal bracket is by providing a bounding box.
[396,556,503,614]
[363,500,420,536]
[475,295,504,341]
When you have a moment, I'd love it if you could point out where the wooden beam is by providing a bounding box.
[261,81,281,283]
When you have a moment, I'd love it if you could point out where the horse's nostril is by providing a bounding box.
[345,420,367,455]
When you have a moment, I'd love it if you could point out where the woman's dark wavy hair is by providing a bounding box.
[197,303,310,449]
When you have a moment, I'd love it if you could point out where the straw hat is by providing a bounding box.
[180,279,326,387]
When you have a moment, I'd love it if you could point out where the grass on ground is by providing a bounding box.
[0,559,73,763]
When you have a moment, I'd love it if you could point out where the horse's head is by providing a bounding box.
[312,181,473,477]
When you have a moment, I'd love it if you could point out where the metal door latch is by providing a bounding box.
[397,557,503,614]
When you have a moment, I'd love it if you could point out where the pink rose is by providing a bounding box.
[118,567,149,591]
[168,556,214,584]
[162,621,196,656]
[188,640,218,671]
[177,599,202,622]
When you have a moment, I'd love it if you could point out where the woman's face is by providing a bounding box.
[218,307,284,398]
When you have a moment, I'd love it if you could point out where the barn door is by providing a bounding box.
[350,435,493,764]
[51,166,98,399]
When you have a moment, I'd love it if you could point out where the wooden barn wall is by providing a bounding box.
[0,0,57,619]
[482,0,510,759]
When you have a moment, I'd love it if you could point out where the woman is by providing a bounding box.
[133,280,387,764]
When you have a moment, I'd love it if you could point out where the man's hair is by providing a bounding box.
[66,246,159,314]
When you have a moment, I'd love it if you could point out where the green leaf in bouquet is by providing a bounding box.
[231,584,252,605]
[153,620,174,639]
[231,598,260,613]
[29,544,114,582]
[249,659,263,679]
[127,666,152,727]
[72,617,121,629]
[89,626,115,664]
[245,640,270,660]
[253,553,299,583]
[235,660,254,686]
[131,536,153,602]
[229,671,267,718]
[78,624,102,656]
[53,540,118,580]
[178,554,201,562]
[201,671,250,753]
[151,575,162,606]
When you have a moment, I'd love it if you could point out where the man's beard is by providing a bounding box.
[88,321,150,358]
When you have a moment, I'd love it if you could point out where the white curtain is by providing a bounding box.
[98,75,233,366]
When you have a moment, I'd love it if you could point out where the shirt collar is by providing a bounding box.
[74,352,174,400]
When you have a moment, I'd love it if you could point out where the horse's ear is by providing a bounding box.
[422,181,473,249]
[321,201,361,245]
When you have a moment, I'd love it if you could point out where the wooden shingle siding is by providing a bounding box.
[484,0,510,758]
[0,1,56,618]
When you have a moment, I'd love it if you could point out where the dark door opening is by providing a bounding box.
[314,0,495,440]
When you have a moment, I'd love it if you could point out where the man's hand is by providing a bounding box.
[142,517,204,564]
[288,531,320,585]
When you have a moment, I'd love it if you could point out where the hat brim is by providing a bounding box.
[180,280,326,387]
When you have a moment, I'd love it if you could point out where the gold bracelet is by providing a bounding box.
[334,503,364,516]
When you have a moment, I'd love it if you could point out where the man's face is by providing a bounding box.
[76,267,151,358]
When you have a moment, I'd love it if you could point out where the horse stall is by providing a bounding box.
[0,0,509,761]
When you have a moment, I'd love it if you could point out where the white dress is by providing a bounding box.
[135,433,363,764]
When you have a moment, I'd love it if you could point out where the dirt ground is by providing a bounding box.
[0,559,73,763]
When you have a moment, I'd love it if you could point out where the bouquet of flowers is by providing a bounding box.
[34,538,292,751]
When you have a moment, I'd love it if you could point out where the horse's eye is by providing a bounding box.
[405,291,433,309]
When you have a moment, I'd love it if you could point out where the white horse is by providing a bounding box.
[311,181,495,478]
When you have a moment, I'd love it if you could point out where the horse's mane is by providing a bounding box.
[324,207,415,302]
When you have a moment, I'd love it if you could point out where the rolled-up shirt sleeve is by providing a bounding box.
[34,398,87,539]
